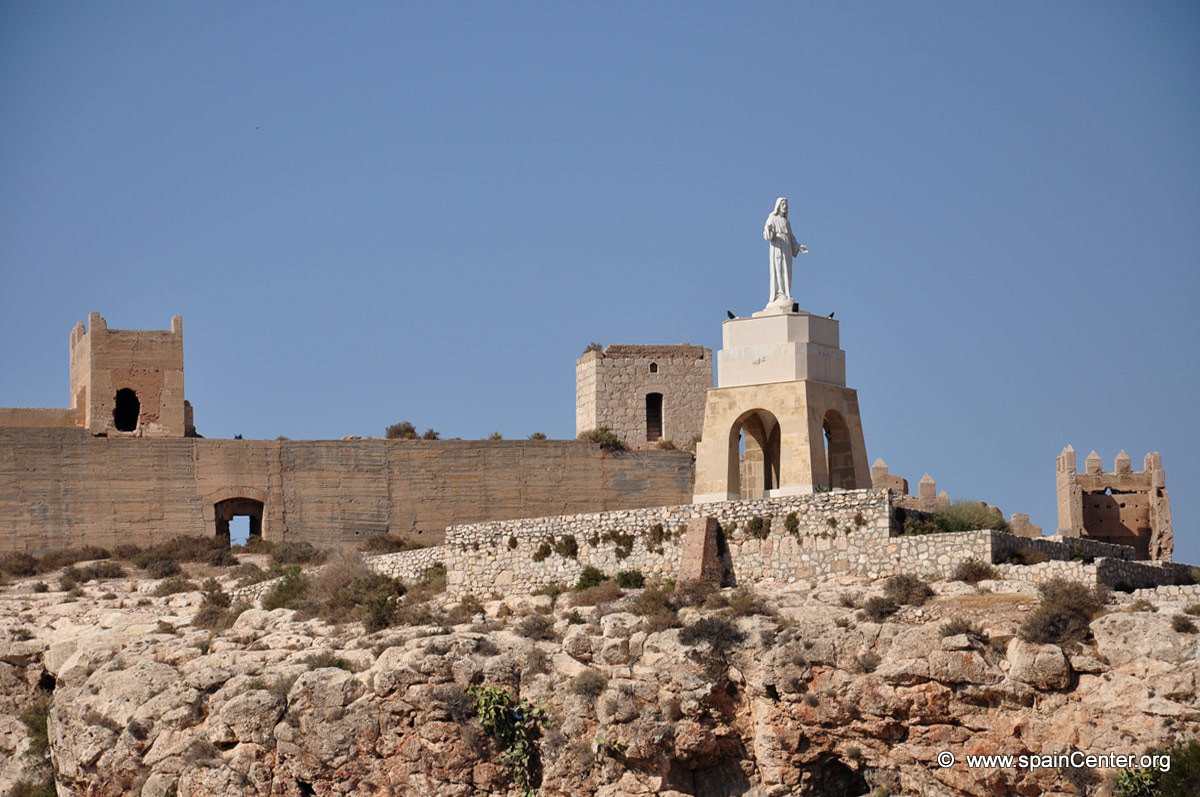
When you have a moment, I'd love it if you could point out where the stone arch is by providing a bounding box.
[822,409,856,490]
[728,408,781,500]
[202,486,271,543]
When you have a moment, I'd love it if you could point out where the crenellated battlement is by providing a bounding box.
[1056,445,1172,561]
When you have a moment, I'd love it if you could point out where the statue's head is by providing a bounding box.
[774,197,788,217]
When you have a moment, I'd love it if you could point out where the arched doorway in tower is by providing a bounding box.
[728,409,781,500]
[214,498,264,546]
[822,409,856,491]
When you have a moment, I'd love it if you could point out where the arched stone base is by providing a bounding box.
[693,380,869,502]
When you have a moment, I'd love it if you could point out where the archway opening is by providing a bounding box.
[729,409,780,500]
[113,388,140,432]
[822,409,855,490]
[646,392,663,442]
[215,498,264,546]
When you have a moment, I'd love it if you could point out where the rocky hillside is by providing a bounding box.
[1,549,1198,797]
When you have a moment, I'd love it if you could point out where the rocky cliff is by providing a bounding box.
[1,562,1198,797]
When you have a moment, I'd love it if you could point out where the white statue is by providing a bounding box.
[763,196,807,308]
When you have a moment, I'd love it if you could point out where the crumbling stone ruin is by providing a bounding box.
[1057,445,1173,561]
[575,343,711,450]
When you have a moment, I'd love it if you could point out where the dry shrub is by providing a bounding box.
[953,558,998,584]
[517,614,557,641]
[0,552,38,577]
[1019,577,1107,644]
[358,534,426,554]
[153,577,199,596]
[35,546,112,573]
[860,596,898,622]
[572,581,622,607]
[884,574,933,606]
[727,587,772,617]
[571,669,607,700]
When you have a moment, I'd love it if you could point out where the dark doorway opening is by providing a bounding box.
[215,498,264,545]
[113,388,140,432]
[646,392,663,442]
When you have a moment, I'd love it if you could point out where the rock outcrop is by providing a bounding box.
[1,570,1197,796]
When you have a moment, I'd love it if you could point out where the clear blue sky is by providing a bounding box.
[2,3,1198,561]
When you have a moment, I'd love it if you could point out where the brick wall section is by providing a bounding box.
[576,344,711,450]
[0,430,694,553]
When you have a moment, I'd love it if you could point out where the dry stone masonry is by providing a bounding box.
[575,344,711,450]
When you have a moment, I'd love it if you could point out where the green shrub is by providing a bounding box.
[860,596,899,622]
[645,523,667,554]
[1128,598,1158,613]
[422,428,440,440]
[532,581,566,602]
[386,421,418,440]
[528,432,547,440]
[553,536,579,559]
[679,617,746,655]
[263,565,308,610]
[579,427,626,451]
[1019,577,1107,644]
[884,574,933,606]
[746,516,771,540]
[932,500,1009,533]
[953,558,998,584]
[575,566,608,591]
[615,570,645,589]
[531,540,552,562]
[784,513,800,536]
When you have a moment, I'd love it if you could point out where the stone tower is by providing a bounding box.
[693,309,869,502]
[1056,446,1172,561]
[575,344,712,450]
[69,312,192,438]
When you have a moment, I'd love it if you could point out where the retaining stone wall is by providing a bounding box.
[443,489,893,595]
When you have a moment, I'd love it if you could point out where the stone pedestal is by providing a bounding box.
[694,308,869,503]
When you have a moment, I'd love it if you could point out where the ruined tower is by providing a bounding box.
[69,312,193,438]
[1056,446,1173,561]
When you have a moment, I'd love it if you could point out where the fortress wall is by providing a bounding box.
[0,428,205,552]
[0,430,695,554]
[0,408,80,428]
